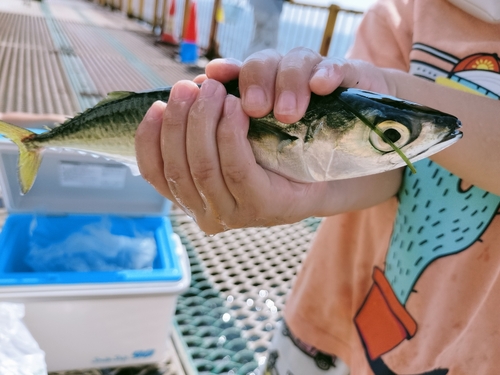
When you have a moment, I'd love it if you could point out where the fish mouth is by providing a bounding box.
[409,129,463,162]
[441,128,463,142]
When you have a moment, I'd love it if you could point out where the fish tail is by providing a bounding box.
[0,121,42,194]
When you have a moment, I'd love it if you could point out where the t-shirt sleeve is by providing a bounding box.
[347,0,413,72]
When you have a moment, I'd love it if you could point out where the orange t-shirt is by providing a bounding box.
[284,1,500,374]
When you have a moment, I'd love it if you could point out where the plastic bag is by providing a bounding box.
[25,216,157,272]
[0,303,47,375]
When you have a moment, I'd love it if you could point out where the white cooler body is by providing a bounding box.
[0,228,190,372]
[19,292,176,370]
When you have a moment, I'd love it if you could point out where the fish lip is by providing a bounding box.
[441,128,463,142]
[407,129,463,163]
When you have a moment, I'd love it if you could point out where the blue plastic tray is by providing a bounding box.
[0,214,183,285]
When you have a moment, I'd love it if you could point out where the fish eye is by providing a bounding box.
[369,121,411,152]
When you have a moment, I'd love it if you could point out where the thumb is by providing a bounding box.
[135,101,172,197]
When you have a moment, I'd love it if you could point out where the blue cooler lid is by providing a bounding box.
[0,214,183,285]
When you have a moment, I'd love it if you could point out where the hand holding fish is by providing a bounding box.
[135,48,460,234]
[200,48,392,124]
[135,79,337,234]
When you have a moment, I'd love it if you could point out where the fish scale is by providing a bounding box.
[31,91,170,148]
[385,160,500,304]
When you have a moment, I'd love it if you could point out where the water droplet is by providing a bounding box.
[217,335,227,345]
[259,290,268,298]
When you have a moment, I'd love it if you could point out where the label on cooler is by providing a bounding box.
[59,161,127,189]
[92,349,155,364]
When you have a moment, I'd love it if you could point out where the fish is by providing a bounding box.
[0,80,461,194]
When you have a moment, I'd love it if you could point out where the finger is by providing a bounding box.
[186,80,236,232]
[205,58,242,82]
[310,58,387,93]
[161,80,201,218]
[135,101,173,198]
[239,49,282,118]
[309,57,348,95]
[217,94,268,228]
[274,47,323,123]
[193,74,207,84]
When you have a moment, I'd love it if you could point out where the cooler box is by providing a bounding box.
[0,133,191,372]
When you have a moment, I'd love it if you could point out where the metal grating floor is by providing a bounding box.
[170,207,322,374]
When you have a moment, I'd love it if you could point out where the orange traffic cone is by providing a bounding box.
[160,0,178,45]
[180,1,198,64]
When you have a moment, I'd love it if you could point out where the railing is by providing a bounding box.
[97,0,364,61]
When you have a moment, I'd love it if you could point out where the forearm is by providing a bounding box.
[384,69,500,195]
[310,168,403,217]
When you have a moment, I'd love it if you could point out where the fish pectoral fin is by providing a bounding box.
[248,118,299,143]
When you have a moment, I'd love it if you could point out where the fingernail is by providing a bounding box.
[224,95,238,116]
[222,57,242,66]
[276,91,297,115]
[244,85,266,110]
[314,66,332,80]
[144,101,165,122]
[170,82,195,101]
[200,80,220,97]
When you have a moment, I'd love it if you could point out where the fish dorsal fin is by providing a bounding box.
[57,91,134,126]
[94,91,133,107]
